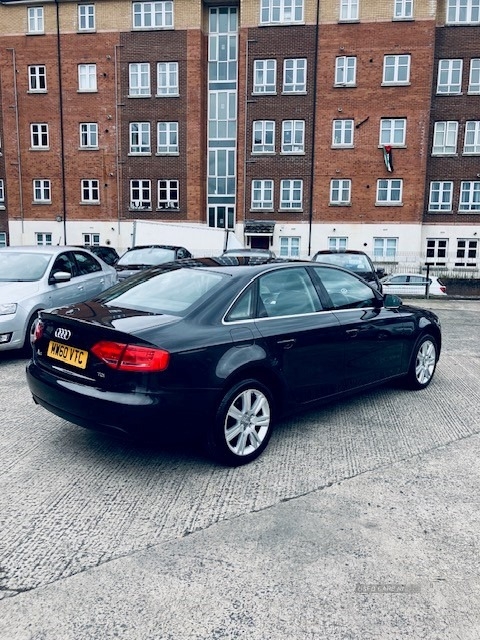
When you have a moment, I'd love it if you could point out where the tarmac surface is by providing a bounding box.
[0,297,479,639]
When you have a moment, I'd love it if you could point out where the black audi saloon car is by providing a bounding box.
[26,258,441,465]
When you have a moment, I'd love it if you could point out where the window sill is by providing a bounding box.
[377,144,406,149]
[32,201,52,205]
[337,19,360,24]
[427,210,453,214]
[155,152,179,156]
[333,83,357,89]
[258,21,305,27]
[250,208,274,213]
[27,90,47,95]
[280,151,305,155]
[77,90,98,94]
[381,82,411,87]
[279,208,303,213]
[79,147,99,151]
[431,153,458,157]
[155,93,179,98]
[252,91,278,96]
[77,30,97,34]
[26,32,45,36]
[128,153,152,157]
[252,151,276,156]
[436,91,463,96]
[80,202,100,206]
[281,90,307,96]
[375,202,403,206]
[392,17,414,22]
[329,202,351,207]
[132,26,174,32]
[29,147,50,151]
[128,94,151,98]
[331,145,354,150]
[458,210,480,214]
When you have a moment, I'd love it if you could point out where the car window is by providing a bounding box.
[258,268,322,318]
[225,285,255,321]
[313,266,376,310]
[73,251,102,275]
[409,276,428,284]
[389,276,408,284]
[51,252,77,277]
[314,253,372,273]
[117,247,176,267]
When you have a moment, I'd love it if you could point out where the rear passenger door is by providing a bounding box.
[72,250,107,299]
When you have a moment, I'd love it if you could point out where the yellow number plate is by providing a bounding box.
[47,340,88,369]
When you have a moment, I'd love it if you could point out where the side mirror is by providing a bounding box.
[384,293,402,309]
[376,268,385,278]
[50,270,72,284]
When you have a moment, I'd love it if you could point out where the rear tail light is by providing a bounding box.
[32,319,44,343]
[91,341,170,372]
[440,286,446,294]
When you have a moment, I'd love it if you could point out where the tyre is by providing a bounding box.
[208,379,274,466]
[404,334,438,390]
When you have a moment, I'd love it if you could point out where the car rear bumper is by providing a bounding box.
[26,361,217,438]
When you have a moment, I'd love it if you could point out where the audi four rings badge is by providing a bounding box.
[54,328,71,341]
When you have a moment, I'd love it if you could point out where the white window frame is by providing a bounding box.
[374,237,398,260]
[0,232,6,248]
[335,57,356,86]
[83,233,100,246]
[157,179,179,210]
[208,91,237,140]
[280,179,303,210]
[340,0,359,21]
[279,236,300,258]
[394,0,414,19]
[455,239,478,266]
[28,6,44,34]
[81,179,100,203]
[447,0,480,24]
[282,120,305,153]
[432,121,458,155]
[130,180,152,210]
[464,121,480,155]
[329,237,348,251]
[133,1,173,29]
[157,122,179,154]
[156,62,179,96]
[428,181,453,212]
[33,179,51,203]
[129,63,151,97]
[251,180,273,210]
[80,123,98,149]
[260,0,304,25]
[0,179,4,205]
[383,55,411,85]
[253,121,275,154]
[78,4,95,31]
[283,59,306,93]
[30,123,49,149]
[36,232,52,245]
[28,65,47,92]
[330,179,352,205]
[468,59,480,94]
[78,64,97,92]
[459,181,480,211]
[376,179,403,204]
[437,59,463,95]
[379,118,406,146]
[253,60,277,94]
[426,239,448,265]
[332,119,354,147]
[129,122,151,154]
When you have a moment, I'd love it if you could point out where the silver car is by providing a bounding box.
[0,246,118,353]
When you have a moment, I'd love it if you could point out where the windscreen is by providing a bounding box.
[315,253,372,272]
[117,247,176,267]
[0,251,51,281]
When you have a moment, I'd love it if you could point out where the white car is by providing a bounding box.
[380,273,447,297]
[0,246,118,353]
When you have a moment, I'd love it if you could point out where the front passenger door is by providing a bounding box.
[47,251,86,308]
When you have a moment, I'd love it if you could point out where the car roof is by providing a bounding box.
[127,245,186,251]
[153,256,315,275]
[0,245,96,254]
[313,249,369,256]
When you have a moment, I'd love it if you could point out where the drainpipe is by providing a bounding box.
[307,0,321,256]
[7,48,24,235]
[55,0,67,244]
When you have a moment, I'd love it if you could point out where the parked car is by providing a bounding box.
[0,246,117,353]
[381,273,447,296]
[221,248,277,259]
[115,245,192,281]
[312,249,383,292]
[27,258,441,465]
[79,246,120,266]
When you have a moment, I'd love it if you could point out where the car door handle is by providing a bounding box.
[277,338,296,349]
[346,329,359,338]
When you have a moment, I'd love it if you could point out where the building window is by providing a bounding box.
[78,64,97,91]
[426,239,448,265]
[447,0,480,24]
[33,180,51,203]
[253,121,275,153]
[279,237,300,258]
[78,4,95,31]
[251,180,273,210]
[330,179,351,205]
[0,179,4,205]
[129,122,151,154]
[133,1,173,28]
[332,120,354,147]
[283,59,306,93]
[28,65,46,92]
[468,59,480,93]
[428,181,453,211]
[208,91,236,140]
[129,63,150,96]
[260,0,304,24]
[80,123,98,149]
[157,62,179,96]
[253,60,276,94]
[0,233,6,248]
[464,121,480,154]
[208,148,235,197]
[374,238,398,259]
[335,56,356,86]
[130,180,151,209]
[280,179,303,210]
[383,55,410,84]
[437,59,463,94]
[83,233,100,246]
[380,118,406,146]
[432,121,458,155]
[30,123,49,149]
[282,120,305,153]
[158,180,179,210]
[459,181,480,211]
[376,179,403,204]
[394,0,413,19]
[81,179,100,203]
[28,6,44,33]
[329,237,348,250]
[340,0,359,21]
[36,232,52,245]
[157,122,178,154]
[455,239,478,266]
